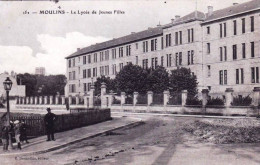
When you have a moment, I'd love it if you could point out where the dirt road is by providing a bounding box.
[1,115,260,165]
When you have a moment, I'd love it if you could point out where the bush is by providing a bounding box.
[94,98,101,106]
[125,96,133,104]
[231,95,252,106]
[207,97,224,106]
[153,93,164,105]
[136,95,147,105]
[186,97,202,105]
[167,94,181,105]
[112,99,121,105]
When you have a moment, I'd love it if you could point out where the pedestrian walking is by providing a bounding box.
[20,120,29,144]
[14,120,22,150]
[44,108,57,141]
[1,122,10,152]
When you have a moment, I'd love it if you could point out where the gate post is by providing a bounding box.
[201,89,209,114]
[133,92,139,106]
[147,91,153,106]
[252,87,260,107]
[101,82,107,108]
[225,88,234,107]
[163,90,170,106]
[121,92,126,106]
[89,85,95,108]
[181,90,188,106]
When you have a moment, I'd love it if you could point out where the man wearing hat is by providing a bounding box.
[44,108,57,141]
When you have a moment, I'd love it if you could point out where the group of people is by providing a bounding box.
[1,107,57,152]
[1,119,29,152]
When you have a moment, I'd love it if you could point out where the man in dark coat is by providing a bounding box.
[44,108,57,141]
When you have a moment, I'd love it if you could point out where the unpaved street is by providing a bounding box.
[1,114,260,165]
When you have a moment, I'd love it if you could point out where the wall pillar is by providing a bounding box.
[181,90,188,106]
[101,82,107,108]
[109,91,115,107]
[55,96,59,105]
[84,96,89,107]
[50,96,53,105]
[201,89,209,109]
[30,97,34,104]
[27,97,30,104]
[39,96,43,104]
[89,85,95,108]
[252,87,260,107]
[121,92,126,106]
[76,96,79,105]
[68,96,72,105]
[225,88,234,107]
[34,96,38,104]
[44,96,48,104]
[133,92,139,106]
[61,96,65,105]
[163,90,170,106]
[147,91,153,106]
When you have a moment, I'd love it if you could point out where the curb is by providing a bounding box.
[112,111,256,119]
[0,119,142,156]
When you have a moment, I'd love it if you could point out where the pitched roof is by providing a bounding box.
[66,27,163,59]
[163,11,205,29]
[66,11,205,59]
[204,0,260,23]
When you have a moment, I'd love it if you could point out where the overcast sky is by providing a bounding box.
[0,0,250,75]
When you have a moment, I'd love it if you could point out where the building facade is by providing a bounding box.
[65,0,260,97]
[35,67,46,76]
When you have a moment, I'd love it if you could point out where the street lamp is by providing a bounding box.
[3,77,13,149]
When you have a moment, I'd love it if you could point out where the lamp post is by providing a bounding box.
[3,77,13,149]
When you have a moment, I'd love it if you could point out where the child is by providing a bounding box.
[14,120,22,150]
[1,123,10,152]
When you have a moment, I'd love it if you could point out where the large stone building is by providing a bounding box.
[35,67,46,76]
[65,0,260,97]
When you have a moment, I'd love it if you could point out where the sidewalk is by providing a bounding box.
[0,116,141,156]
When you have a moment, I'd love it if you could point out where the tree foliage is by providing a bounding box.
[17,73,66,96]
[94,76,116,96]
[169,67,198,96]
[115,63,149,95]
[146,66,169,93]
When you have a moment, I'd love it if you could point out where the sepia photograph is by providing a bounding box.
[0,0,259,164]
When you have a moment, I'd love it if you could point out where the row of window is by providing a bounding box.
[68,28,196,67]
[143,51,195,69]
[219,67,259,85]
[206,16,255,36]
[207,42,255,60]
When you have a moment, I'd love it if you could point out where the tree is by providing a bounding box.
[17,73,66,96]
[94,76,116,96]
[169,67,198,96]
[145,66,169,93]
[17,73,37,96]
[115,63,149,95]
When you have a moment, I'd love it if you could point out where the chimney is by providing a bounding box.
[233,3,238,5]
[131,32,135,34]
[77,48,80,51]
[148,27,152,30]
[207,6,213,17]
[171,19,175,23]
[175,15,180,21]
